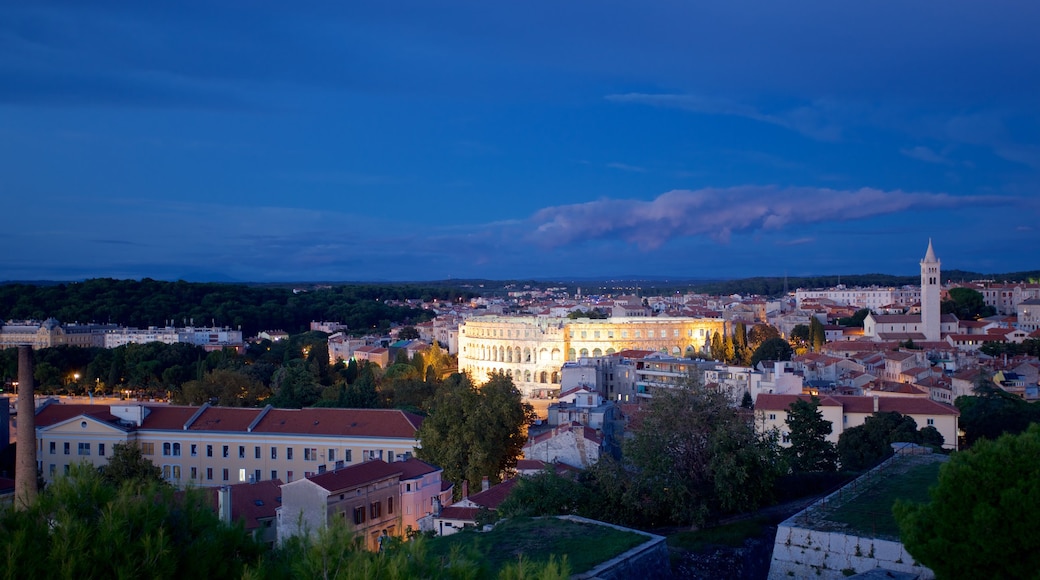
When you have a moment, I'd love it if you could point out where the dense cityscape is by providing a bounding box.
[5,2,1039,578]
[2,241,1040,578]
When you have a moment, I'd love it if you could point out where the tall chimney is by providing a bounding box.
[218,486,233,523]
[481,476,490,492]
[15,346,38,510]
[873,395,880,413]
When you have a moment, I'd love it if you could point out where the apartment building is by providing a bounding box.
[34,402,422,487]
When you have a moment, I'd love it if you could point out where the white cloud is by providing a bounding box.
[526,186,1012,249]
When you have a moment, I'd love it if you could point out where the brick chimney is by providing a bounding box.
[461,480,469,499]
[15,346,38,510]
[481,476,489,492]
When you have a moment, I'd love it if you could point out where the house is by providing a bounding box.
[278,459,402,550]
[206,479,283,547]
[352,345,390,368]
[432,478,519,536]
[523,423,602,469]
[755,393,959,450]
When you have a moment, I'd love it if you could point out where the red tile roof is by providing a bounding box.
[202,479,284,530]
[140,406,204,430]
[394,458,440,480]
[34,404,120,428]
[463,478,518,510]
[438,506,480,521]
[305,459,402,493]
[254,408,422,438]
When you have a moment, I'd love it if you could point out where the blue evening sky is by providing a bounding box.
[2,2,1038,282]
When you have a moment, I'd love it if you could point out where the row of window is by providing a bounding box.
[569,328,709,339]
[148,442,354,463]
[50,441,106,456]
[767,413,937,427]
[349,497,395,525]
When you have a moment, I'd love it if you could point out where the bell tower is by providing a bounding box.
[920,239,941,342]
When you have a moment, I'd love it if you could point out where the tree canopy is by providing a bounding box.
[941,287,996,320]
[750,337,794,366]
[895,424,1040,580]
[836,411,944,471]
[415,372,534,496]
[783,396,838,473]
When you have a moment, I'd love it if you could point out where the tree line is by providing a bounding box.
[0,278,475,337]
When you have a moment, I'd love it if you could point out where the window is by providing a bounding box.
[64,465,70,475]
[328,449,336,462]
[239,468,246,482]
[191,444,197,457]
[50,464,56,476]
[222,445,229,458]
[782,433,791,444]
[49,441,56,454]
[190,467,197,479]
[271,447,278,460]
[141,442,154,455]
[927,418,935,426]
[353,506,366,525]
[98,443,105,457]
[222,468,229,481]
[64,442,71,455]
[206,468,213,481]
[271,470,278,480]
[287,447,293,460]
[78,442,90,456]
[172,443,181,457]
[388,451,395,462]
[370,501,382,519]
[163,465,171,479]
[768,413,776,421]
[255,446,261,459]
[287,470,294,482]
[163,442,171,456]
[305,448,317,461]
[173,465,181,479]
[207,445,213,457]
[254,469,261,482]
[387,496,394,515]
[344,450,352,462]
[238,446,245,459]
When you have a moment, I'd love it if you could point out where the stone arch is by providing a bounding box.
[551,371,559,383]
[552,348,561,361]
[579,348,589,358]
[524,370,531,382]
[592,348,603,357]
[672,346,681,356]
[507,348,513,363]
[605,348,615,355]
[514,347,521,363]
[568,348,576,361]
[540,371,548,383]
[524,348,532,363]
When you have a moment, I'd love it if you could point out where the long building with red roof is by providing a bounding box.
[34,401,422,487]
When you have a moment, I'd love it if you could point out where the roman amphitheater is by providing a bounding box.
[457,315,726,399]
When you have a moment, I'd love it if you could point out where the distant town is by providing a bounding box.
[2,240,1038,578]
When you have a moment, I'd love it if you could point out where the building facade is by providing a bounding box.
[457,315,725,398]
[34,403,422,487]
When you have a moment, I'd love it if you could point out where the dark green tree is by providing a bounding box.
[750,337,794,366]
[416,372,535,496]
[895,424,1040,580]
[397,326,421,340]
[497,468,590,518]
[99,441,164,488]
[747,323,781,351]
[809,317,826,352]
[956,378,1040,447]
[836,411,922,471]
[941,287,996,320]
[837,308,872,327]
[623,377,782,526]
[783,396,838,473]
[710,331,724,361]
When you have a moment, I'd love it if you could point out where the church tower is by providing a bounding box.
[920,239,941,341]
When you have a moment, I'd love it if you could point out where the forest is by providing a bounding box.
[0,278,477,337]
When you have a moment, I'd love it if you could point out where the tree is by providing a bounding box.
[750,337,794,366]
[747,324,781,351]
[895,425,1040,579]
[622,377,782,527]
[710,331,723,361]
[837,308,871,327]
[836,411,924,471]
[783,396,838,473]
[808,317,826,352]
[941,287,996,320]
[722,333,736,364]
[99,441,164,488]
[497,468,590,518]
[416,372,535,496]
[1,463,262,579]
[956,377,1040,447]
[397,326,421,340]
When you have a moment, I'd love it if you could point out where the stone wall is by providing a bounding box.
[560,515,671,580]
[768,525,932,579]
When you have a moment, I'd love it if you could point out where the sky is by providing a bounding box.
[2,1,1039,283]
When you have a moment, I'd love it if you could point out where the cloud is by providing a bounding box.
[526,187,1012,250]
[900,146,954,166]
[606,162,646,173]
[605,93,845,141]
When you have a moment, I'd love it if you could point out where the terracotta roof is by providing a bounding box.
[202,479,283,530]
[394,458,440,480]
[188,407,261,432]
[34,404,120,428]
[140,406,204,430]
[438,506,480,521]
[254,408,422,438]
[304,459,402,493]
[463,478,517,510]
[757,393,957,415]
[755,393,843,411]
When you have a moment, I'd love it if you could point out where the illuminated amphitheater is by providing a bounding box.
[457,315,726,398]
